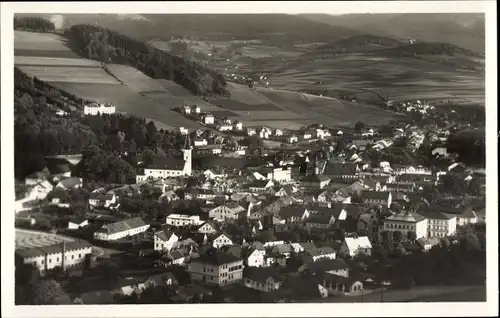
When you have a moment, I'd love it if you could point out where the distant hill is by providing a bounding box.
[299,13,485,53]
[15,13,359,45]
[374,42,482,58]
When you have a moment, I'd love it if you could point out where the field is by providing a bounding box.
[105,64,166,93]
[267,55,485,105]
[14,30,410,132]
[16,228,75,249]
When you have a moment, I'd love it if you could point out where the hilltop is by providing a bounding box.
[315,34,403,53]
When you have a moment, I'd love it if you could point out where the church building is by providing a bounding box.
[136,134,193,183]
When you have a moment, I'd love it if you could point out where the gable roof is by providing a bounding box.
[58,177,82,188]
[344,236,372,251]
[98,217,148,235]
[324,162,358,176]
[194,250,241,266]
[386,212,426,223]
[146,158,185,171]
[155,228,176,241]
[244,267,283,284]
[302,174,331,183]
[361,191,391,201]
[279,205,306,219]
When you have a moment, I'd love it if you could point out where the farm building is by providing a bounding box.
[93,217,150,241]
[287,135,298,144]
[247,128,257,136]
[234,120,243,131]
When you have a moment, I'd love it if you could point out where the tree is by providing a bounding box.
[354,121,365,132]
[393,231,403,243]
[28,279,64,305]
[101,261,120,284]
[407,231,417,242]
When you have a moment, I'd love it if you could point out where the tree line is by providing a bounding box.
[14,16,55,33]
[64,24,229,97]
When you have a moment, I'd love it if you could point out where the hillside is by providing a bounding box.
[65,24,229,97]
[374,42,482,58]
[300,13,485,54]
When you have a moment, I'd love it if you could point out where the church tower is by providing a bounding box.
[182,133,193,176]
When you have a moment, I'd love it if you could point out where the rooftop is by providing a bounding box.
[193,250,242,266]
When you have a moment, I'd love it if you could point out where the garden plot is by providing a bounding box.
[18,65,120,84]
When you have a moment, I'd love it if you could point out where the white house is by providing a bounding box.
[183,105,192,115]
[212,233,233,249]
[217,123,233,132]
[68,218,89,230]
[154,229,179,252]
[194,105,201,114]
[274,129,283,137]
[259,128,270,139]
[286,135,298,144]
[247,128,257,136]
[194,139,208,147]
[93,217,150,241]
[243,269,283,292]
[179,127,189,135]
[88,193,117,209]
[202,113,215,125]
[165,214,203,227]
[234,121,243,131]
[245,248,266,267]
[209,202,246,220]
[198,221,219,234]
[339,236,372,257]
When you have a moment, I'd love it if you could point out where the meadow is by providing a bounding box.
[18,65,121,84]
[106,64,167,93]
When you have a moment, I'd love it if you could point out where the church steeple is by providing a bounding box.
[183,133,193,150]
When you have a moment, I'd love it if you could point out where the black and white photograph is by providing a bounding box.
[1,1,497,317]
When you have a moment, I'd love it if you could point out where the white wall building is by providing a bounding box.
[83,102,116,116]
[165,214,203,227]
[93,217,150,241]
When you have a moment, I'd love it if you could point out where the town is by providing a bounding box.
[14,97,486,304]
[12,13,487,306]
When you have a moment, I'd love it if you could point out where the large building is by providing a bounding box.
[93,217,150,241]
[165,214,203,227]
[417,210,457,238]
[382,212,428,239]
[189,250,244,286]
[136,135,193,182]
[83,102,116,116]
[15,241,92,276]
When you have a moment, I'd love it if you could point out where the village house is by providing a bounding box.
[286,135,298,144]
[248,179,275,193]
[67,217,89,230]
[202,113,215,125]
[244,245,266,267]
[323,162,359,179]
[209,202,246,220]
[339,236,372,257]
[189,250,244,286]
[361,191,394,207]
[322,272,363,296]
[15,241,93,276]
[183,105,192,115]
[301,175,331,190]
[383,211,428,239]
[279,206,310,224]
[259,127,270,139]
[234,120,243,131]
[179,127,189,135]
[56,177,83,190]
[198,221,220,234]
[243,268,284,292]
[166,214,203,227]
[88,193,117,209]
[93,217,150,241]
[274,129,283,137]
[212,233,234,249]
[247,128,257,136]
[302,131,312,140]
[193,138,208,147]
[195,145,223,156]
[258,167,293,184]
[217,123,233,132]
[154,229,179,252]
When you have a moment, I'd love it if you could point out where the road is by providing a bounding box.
[308,285,486,303]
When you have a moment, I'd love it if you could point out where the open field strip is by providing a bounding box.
[106,64,167,93]
[18,65,121,84]
[15,56,101,67]
[14,30,71,51]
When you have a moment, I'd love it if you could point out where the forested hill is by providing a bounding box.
[65,24,229,97]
